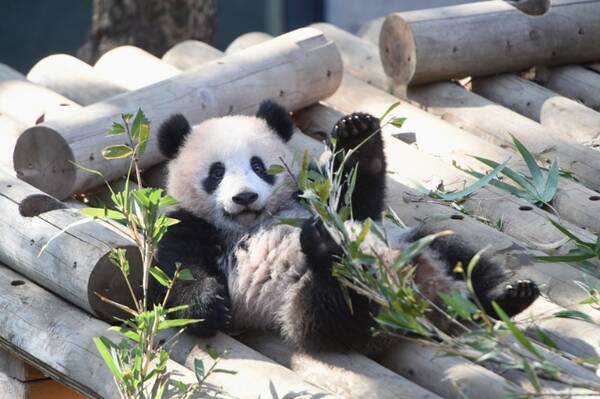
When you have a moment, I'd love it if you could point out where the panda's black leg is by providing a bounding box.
[481,279,540,318]
[331,112,386,221]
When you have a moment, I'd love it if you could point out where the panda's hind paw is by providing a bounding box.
[332,112,380,150]
[491,279,540,317]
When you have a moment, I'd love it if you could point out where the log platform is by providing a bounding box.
[1,1,600,397]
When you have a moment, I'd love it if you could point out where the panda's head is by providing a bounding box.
[158,100,299,233]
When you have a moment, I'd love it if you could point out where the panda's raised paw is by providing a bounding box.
[332,112,380,150]
[300,218,343,274]
[491,279,540,317]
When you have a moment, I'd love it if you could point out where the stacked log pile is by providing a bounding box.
[0,0,600,397]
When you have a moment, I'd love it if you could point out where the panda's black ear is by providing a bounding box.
[158,113,191,159]
[256,100,294,142]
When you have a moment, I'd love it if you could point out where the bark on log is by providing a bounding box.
[27,55,127,106]
[78,0,216,64]
[0,75,80,126]
[0,264,211,399]
[238,331,442,399]
[0,168,142,320]
[225,32,274,55]
[94,46,180,90]
[472,74,600,147]
[535,65,600,111]
[379,0,600,84]
[0,116,25,168]
[169,332,334,398]
[0,349,44,382]
[14,28,343,199]
[162,40,223,70]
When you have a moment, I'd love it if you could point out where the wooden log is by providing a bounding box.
[535,65,600,111]
[0,115,26,168]
[161,40,223,70]
[0,168,142,320]
[379,0,600,84]
[0,350,45,382]
[0,77,80,126]
[27,54,127,106]
[472,74,600,147]
[321,74,600,236]
[309,23,600,196]
[406,81,600,196]
[516,297,600,359]
[14,28,343,199]
[0,372,26,399]
[0,264,209,399]
[169,332,334,398]
[26,379,84,399]
[94,46,180,90]
[374,341,519,399]
[238,331,442,399]
[0,64,26,81]
[225,32,274,55]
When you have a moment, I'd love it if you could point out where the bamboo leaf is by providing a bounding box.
[102,144,133,160]
[541,159,559,203]
[523,360,541,393]
[439,159,508,201]
[492,301,543,360]
[266,164,285,175]
[553,309,591,322]
[107,122,125,136]
[149,266,171,287]
[194,358,204,380]
[80,207,126,221]
[390,117,406,128]
[511,135,545,195]
[157,318,201,330]
[93,337,123,380]
[378,101,402,122]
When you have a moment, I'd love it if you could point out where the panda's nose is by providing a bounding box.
[232,191,258,206]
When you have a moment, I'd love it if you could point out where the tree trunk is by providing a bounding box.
[78,0,216,64]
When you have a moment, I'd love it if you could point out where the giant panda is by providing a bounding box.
[153,100,540,352]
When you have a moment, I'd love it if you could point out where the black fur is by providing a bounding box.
[158,114,191,159]
[152,209,231,336]
[256,100,294,142]
[202,162,225,194]
[408,226,539,318]
[251,156,275,185]
[297,218,376,351]
[332,112,386,221]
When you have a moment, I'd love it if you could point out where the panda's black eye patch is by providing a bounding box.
[203,162,225,193]
[251,156,274,185]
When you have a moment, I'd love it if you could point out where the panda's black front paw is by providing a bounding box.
[332,112,380,151]
[488,279,540,318]
[300,218,342,274]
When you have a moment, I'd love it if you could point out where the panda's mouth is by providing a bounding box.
[224,209,263,226]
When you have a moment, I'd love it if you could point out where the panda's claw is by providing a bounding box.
[489,279,539,318]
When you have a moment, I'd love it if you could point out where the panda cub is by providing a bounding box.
[154,100,539,352]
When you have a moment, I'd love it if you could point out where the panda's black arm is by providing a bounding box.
[331,112,386,221]
[289,219,377,352]
[152,209,231,337]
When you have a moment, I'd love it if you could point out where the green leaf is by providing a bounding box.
[212,368,238,375]
[266,164,285,175]
[378,101,402,122]
[492,301,543,360]
[102,144,133,160]
[107,122,125,136]
[390,117,406,128]
[157,318,201,330]
[439,159,508,201]
[80,207,126,221]
[511,135,544,195]
[276,217,306,227]
[178,268,194,281]
[553,309,591,322]
[473,156,536,194]
[194,358,204,381]
[541,159,559,203]
[150,266,171,287]
[523,359,541,393]
[93,336,123,380]
[131,109,150,139]
[534,327,558,350]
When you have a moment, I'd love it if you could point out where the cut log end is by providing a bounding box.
[88,245,142,321]
[13,125,75,200]
[379,14,416,85]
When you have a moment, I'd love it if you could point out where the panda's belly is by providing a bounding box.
[227,222,308,330]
